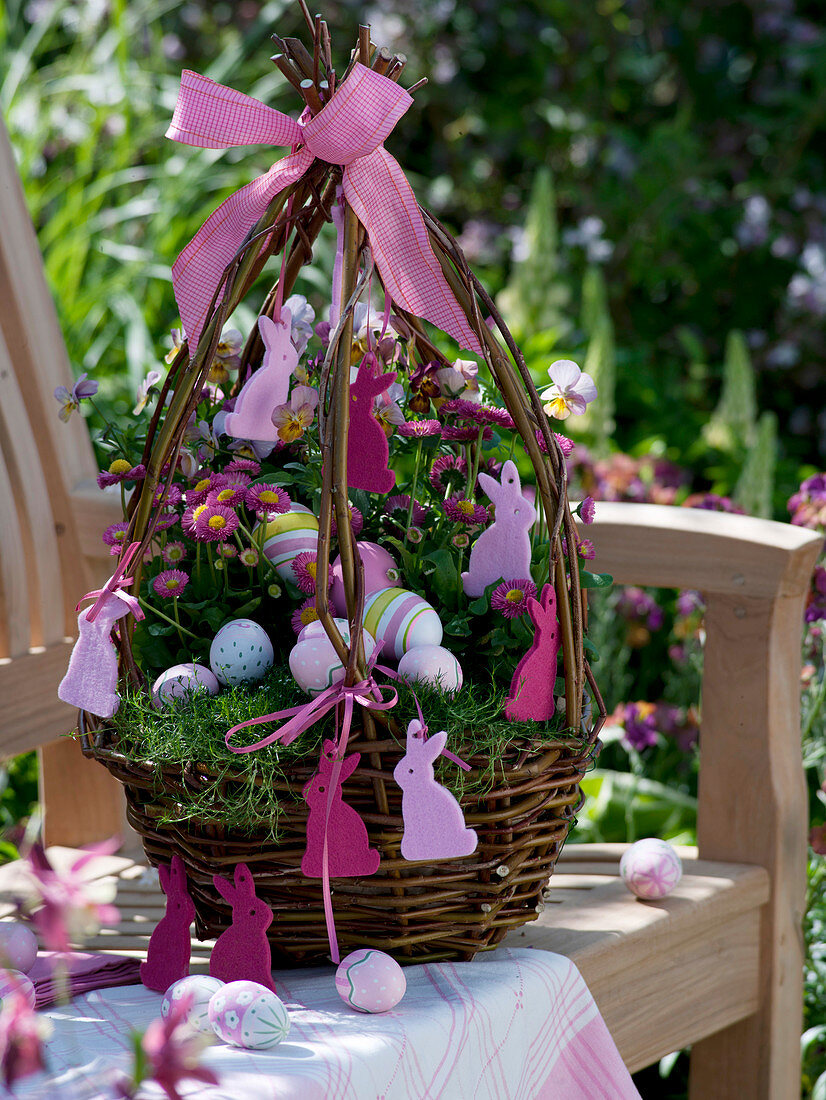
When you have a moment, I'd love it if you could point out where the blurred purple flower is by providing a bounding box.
[621,703,659,751]
[22,840,120,952]
[54,373,98,422]
[135,993,218,1100]
[0,987,51,1089]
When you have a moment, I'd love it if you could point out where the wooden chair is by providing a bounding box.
[0,110,821,1097]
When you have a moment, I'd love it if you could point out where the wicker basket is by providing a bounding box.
[79,16,604,966]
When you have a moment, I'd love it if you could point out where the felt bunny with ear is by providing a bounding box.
[209,862,275,991]
[140,855,196,992]
[346,355,397,494]
[505,584,561,723]
[302,740,380,878]
[461,460,536,597]
[224,310,298,443]
[393,720,478,861]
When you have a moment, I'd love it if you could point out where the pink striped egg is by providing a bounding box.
[256,504,319,584]
[330,542,399,615]
[290,621,376,696]
[620,839,683,899]
[363,587,443,661]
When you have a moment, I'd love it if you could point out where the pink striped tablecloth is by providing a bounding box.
[12,947,640,1099]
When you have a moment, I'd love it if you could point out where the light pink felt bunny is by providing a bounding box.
[393,720,478,861]
[224,310,297,443]
[209,862,275,992]
[461,460,536,597]
[302,740,380,878]
[505,584,561,723]
[140,855,196,992]
[58,595,132,719]
[346,356,397,494]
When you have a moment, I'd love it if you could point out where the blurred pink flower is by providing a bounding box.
[0,987,51,1089]
[138,993,218,1100]
[23,840,120,952]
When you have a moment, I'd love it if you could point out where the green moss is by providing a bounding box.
[111,667,577,840]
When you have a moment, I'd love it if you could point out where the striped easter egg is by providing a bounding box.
[256,504,319,584]
[363,587,443,661]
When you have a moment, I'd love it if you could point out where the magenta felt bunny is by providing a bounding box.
[140,855,195,992]
[225,310,297,443]
[209,862,275,991]
[346,356,397,494]
[302,740,380,878]
[393,720,478,861]
[505,584,561,723]
[58,595,132,719]
[461,460,536,597]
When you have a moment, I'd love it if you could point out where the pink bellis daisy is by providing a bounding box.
[271,385,319,444]
[397,419,442,439]
[102,521,130,552]
[151,511,180,535]
[491,578,538,619]
[540,359,597,420]
[194,505,239,543]
[579,497,596,524]
[444,496,489,526]
[207,475,251,509]
[161,541,186,565]
[331,503,364,538]
[185,470,227,507]
[385,494,430,528]
[535,430,575,457]
[441,423,493,443]
[97,459,146,489]
[153,483,183,509]
[440,398,514,429]
[245,483,291,519]
[215,543,237,560]
[225,457,261,477]
[291,551,320,595]
[152,570,189,599]
[239,546,259,568]
[291,597,319,634]
[182,504,208,538]
[54,372,98,422]
[429,454,468,494]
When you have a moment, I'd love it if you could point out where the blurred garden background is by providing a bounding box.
[2,0,826,1095]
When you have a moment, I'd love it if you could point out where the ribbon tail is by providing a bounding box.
[166,69,302,150]
[343,148,484,356]
[172,148,313,355]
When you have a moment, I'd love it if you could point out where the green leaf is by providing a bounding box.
[147,622,174,637]
[202,606,227,631]
[469,596,488,615]
[233,597,262,619]
[579,569,613,589]
[443,614,472,637]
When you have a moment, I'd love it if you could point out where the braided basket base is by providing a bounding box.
[82,717,594,965]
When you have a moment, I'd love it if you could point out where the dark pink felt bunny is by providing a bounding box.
[209,862,275,992]
[302,740,380,878]
[461,460,536,597]
[505,584,561,723]
[140,855,195,992]
[346,356,397,494]
[393,720,478,861]
[225,310,297,443]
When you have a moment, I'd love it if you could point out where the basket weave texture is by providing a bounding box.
[79,18,604,966]
[82,714,593,964]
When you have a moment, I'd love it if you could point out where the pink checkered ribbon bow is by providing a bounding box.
[167,62,484,356]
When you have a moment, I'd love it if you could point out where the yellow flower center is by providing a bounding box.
[505,589,524,603]
[114,530,127,542]
[216,488,235,503]
[195,478,211,493]
[306,561,317,579]
[108,459,132,475]
[208,515,227,530]
[300,607,319,626]
[193,504,208,521]
[258,489,280,504]
[457,500,475,516]
[164,578,180,591]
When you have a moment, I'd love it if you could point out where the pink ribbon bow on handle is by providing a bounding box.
[79,542,145,623]
[166,62,484,357]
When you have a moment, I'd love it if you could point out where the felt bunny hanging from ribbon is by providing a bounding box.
[58,542,145,719]
[165,62,484,357]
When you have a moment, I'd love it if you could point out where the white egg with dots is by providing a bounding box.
[209,619,274,687]
[162,975,224,1033]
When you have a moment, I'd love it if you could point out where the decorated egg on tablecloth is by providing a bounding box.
[162,975,224,1034]
[0,970,36,1009]
[290,621,376,696]
[363,587,443,662]
[151,663,220,708]
[397,645,463,694]
[209,620,274,686]
[620,838,683,900]
[256,504,319,584]
[0,922,37,974]
[330,542,398,615]
[335,949,406,1013]
[208,979,290,1049]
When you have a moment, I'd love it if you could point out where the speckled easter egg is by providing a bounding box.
[256,504,319,584]
[0,923,37,974]
[397,645,463,694]
[290,623,376,696]
[0,970,36,1009]
[335,949,406,1013]
[162,975,224,1033]
[363,588,443,662]
[209,619,274,686]
[151,663,220,709]
[208,980,290,1049]
[620,838,683,900]
[330,542,399,615]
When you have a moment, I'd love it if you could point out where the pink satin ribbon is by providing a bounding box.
[166,63,483,357]
[78,542,145,623]
[225,648,469,961]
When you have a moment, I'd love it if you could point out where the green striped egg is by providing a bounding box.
[363,587,443,661]
[256,504,319,583]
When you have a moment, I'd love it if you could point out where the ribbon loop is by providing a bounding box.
[166,69,302,150]
[79,542,145,623]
